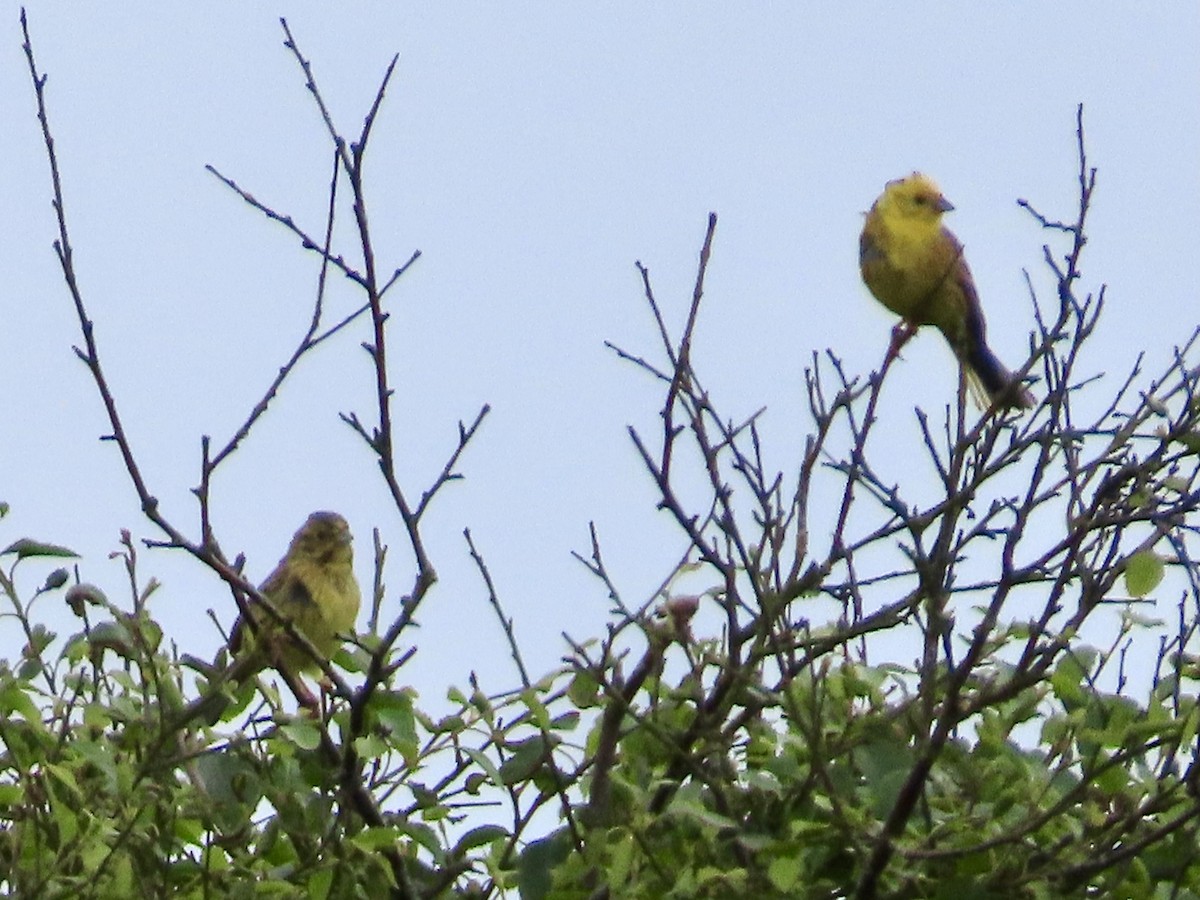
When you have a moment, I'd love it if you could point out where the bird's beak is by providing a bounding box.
[936,195,955,213]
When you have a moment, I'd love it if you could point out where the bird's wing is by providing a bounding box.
[859,220,887,268]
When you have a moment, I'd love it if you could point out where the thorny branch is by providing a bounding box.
[565,105,1200,899]
[23,14,496,897]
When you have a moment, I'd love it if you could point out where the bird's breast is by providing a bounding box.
[862,231,949,323]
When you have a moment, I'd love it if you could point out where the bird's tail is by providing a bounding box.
[964,342,1034,410]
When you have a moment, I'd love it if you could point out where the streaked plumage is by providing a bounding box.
[859,173,1033,410]
[229,510,360,677]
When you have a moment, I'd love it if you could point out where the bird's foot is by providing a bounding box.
[887,322,918,361]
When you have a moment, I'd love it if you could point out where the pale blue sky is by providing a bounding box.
[3,5,1198,696]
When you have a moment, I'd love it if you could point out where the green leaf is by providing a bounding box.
[462,746,503,789]
[768,855,803,892]
[550,710,580,732]
[0,683,44,723]
[669,794,738,831]
[88,621,135,659]
[520,687,552,730]
[1050,654,1089,710]
[66,583,108,615]
[352,826,404,851]
[497,735,555,785]
[372,689,419,764]
[392,820,446,864]
[518,830,572,900]
[134,614,163,652]
[0,538,79,559]
[73,740,119,793]
[193,752,261,834]
[450,824,508,857]
[280,720,321,750]
[567,669,599,707]
[307,866,334,900]
[353,734,389,760]
[1124,551,1164,598]
[855,735,915,820]
[44,762,84,800]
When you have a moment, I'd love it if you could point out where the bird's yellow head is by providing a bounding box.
[876,172,954,226]
[287,511,353,568]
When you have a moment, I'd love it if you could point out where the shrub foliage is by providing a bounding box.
[6,15,1200,900]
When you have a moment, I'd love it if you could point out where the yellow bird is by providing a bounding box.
[228,510,361,683]
[174,511,360,727]
[859,173,1033,409]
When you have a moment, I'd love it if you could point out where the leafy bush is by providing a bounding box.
[7,15,1200,899]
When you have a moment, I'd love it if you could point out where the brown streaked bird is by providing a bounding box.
[228,510,361,681]
[175,511,360,727]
